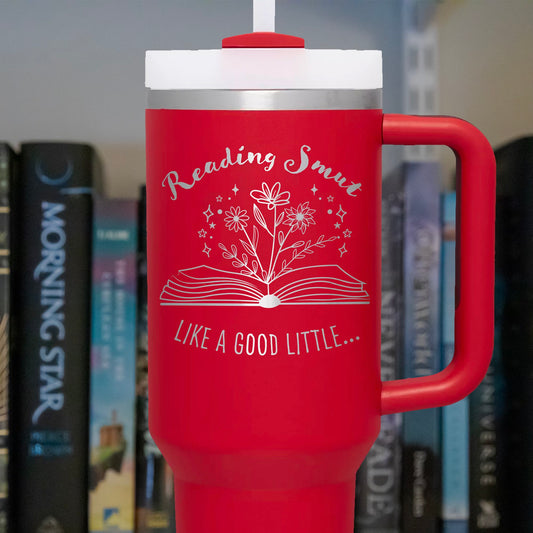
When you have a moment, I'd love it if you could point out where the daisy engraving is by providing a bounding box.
[224,206,249,232]
[284,202,316,235]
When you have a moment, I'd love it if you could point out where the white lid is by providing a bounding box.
[145,49,382,91]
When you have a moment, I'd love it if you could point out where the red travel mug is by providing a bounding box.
[145,24,495,533]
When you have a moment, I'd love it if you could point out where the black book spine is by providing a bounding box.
[11,143,101,533]
[0,144,16,533]
[355,169,403,533]
[135,186,176,533]
[490,137,533,533]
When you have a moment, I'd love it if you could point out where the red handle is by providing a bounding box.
[381,114,496,414]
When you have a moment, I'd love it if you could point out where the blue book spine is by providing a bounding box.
[401,162,441,533]
[441,192,468,533]
[89,199,138,533]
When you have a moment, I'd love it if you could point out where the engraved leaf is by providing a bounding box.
[252,260,259,273]
[240,239,255,256]
[241,253,248,265]
[291,240,304,249]
[277,231,284,246]
[253,226,259,248]
[222,252,233,260]
[276,212,284,226]
[232,260,242,268]
[231,244,238,256]
[253,204,268,231]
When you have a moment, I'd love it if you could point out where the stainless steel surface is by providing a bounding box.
[147,89,382,110]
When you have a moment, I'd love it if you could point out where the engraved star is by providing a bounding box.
[327,195,334,202]
[198,229,207,238]
[216,195,223,202]
[209,222,216,229]
[343,229,352,238]
[232,184,239,196]
[336,205,347,222]
[203,205,213,222]
[311,184,318,195]
[202,243,211,257]
[334,222,341,229]
[338,243,347,257]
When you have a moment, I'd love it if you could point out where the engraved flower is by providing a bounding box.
[250,182,291,210]
[284,202,316,234]
[224,206,249,232]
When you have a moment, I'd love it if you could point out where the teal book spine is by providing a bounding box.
[89,199,138,532]
[441,192,468,533]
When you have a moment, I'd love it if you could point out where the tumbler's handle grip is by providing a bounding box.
[381,114,496,414]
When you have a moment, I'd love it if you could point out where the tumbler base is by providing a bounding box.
[174,478,356,533]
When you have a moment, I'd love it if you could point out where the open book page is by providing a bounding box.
[160,264,368,308]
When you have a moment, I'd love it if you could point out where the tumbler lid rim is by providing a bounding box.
[145,49,382,91]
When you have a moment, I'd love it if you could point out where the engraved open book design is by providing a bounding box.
[160,182,370,308]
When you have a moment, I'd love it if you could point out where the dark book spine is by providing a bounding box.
[400,162,441,533]
[11,143,101,533]
[135,187,175,533]
[355,169,404,533]
[468,278,504,532]
[488,137,533,532]
[0,144,16,533]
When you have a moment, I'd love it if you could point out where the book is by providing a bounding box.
[11,142,102,533]
[135,187,176,533]
[400,162,442,533]
[468,233,505,530]
[492,137,533,532]
[89,199,138,532]
[160,264,369,308]
[441,192,469,533]
[354,167,404,533]
[0,144,16,533]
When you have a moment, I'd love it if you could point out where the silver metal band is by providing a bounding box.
[147,89,382,111]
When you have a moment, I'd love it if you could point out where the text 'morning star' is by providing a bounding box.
[232,184,239,196]
[216,195,223,202]
[203,205,214,222]
[311,184,318,195]
[209,222,216,229]
[343,229,352,238]
[198,229,207,238]
[336,205,347,222]
[334,222,341,229]
[327,195,334,202]
[202,243,211,257]
[338,243,347,257]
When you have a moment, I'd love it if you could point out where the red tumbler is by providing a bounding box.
[145,8,495,533]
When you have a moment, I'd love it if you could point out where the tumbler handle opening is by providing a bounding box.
[381,114,496,414]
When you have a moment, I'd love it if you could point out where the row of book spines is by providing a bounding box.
[355,167,466,533]
[2,143,174,533]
